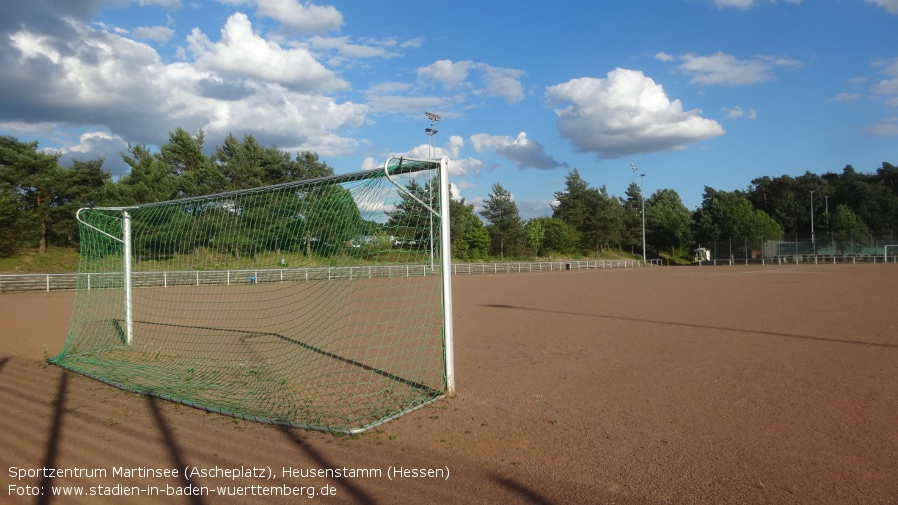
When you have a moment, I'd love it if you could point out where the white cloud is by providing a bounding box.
[470,132,566,170]
[873,57,898,76]
[864,120,898,136]
[455,180,476,191]
[866,0,898,14]
[713,0,755,9]
[418,60,526,104]
[517,200,554,220]
[722,105,758,119]
[872,81,898,105]
[448,182,462,201]
[444,157,484,178]
[188,13,346,92]
[546,68,724,159]
[306,35,395,59]
[137,0,181,7]
[363,92,448,116]
[870,57,898,106]
[132,25,175,42]
[674,52,801,86]
[712,0,803,8]
[477,65,527,103]
[254,0,343,32]
[55,131,131,177]
[418,60,474,88]
[0,15,366,162]
[373,135,481,178]
[445,135,465,159]
[654,52,674,63]
[363,59,526,117]
[831,93,862,102]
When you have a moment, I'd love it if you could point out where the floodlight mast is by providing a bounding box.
[810,190,815,255]
[631,164,646,265]
[425,112,442,269]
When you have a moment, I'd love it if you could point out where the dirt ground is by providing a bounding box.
[1,264,896,504]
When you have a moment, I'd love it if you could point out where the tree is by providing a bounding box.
[645,188,693,256]
[552,169,591,231]
[553,170,624,257]
[53,158,113,246]
[579,186,624,258]
[450,197,490,261]
[0,136,66,254]
[118,143,178,204]
[693,187,782,253]
[620,182,643,254]
[214,134,335,189]
[480,182,523,260]
[281,150,335,183]
[214,133,266,190]
[159,128,227,198]
[0,184,21,256]
[525,218,546,256]
[540,217,580,256]
[386,179,431,246]
[748,172,825,234]
[831,204,869,254]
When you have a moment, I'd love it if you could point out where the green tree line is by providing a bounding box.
[1,131,895,263]
[469,163,897,262]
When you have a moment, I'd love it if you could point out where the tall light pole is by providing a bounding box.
[425,112,441,269]
[631,164,646,264]
[641,173,646,264]
[823,195,835,254]
[425,112,440,159]
[810,190,815,254]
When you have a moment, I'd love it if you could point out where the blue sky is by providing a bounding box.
[1,0,896,218]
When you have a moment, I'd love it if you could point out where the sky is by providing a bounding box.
[1,0,897,219]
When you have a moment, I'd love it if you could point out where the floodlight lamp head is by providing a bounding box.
[425,112,441,122]
[425,128,438,136]
[631,163,638,171]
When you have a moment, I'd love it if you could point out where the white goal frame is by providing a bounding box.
[885,245,898,264]
[65,157,455,432]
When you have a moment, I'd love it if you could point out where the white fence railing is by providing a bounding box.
[0,259,661,294]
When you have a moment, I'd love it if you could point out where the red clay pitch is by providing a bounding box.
[1,264,896,504]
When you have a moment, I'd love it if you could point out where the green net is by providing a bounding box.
[50,157,452,433]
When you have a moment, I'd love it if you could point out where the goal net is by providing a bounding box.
[50,157,454,434]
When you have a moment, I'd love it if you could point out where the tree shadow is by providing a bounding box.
[0,356,8,373]
[146,396,207,505]
[279,427,377,504]
[482,304,898,349]
[36,369,68,505]
[490,473,555,505]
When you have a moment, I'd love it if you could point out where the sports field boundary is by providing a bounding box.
[0,259,662,294]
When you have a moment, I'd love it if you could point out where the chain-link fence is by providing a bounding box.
[694,233,898,265]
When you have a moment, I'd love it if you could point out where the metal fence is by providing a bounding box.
[0,259,661,294]
[696,233,898,266]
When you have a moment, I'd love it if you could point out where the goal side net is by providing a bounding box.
[50,157,454,434]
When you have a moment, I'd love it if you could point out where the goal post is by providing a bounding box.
[51,157,454,433]
[886,245,898,263]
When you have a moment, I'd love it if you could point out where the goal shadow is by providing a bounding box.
[52,318,444,434]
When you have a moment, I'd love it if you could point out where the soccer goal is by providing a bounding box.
[886,245,898,264]
[51,157,454,434]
